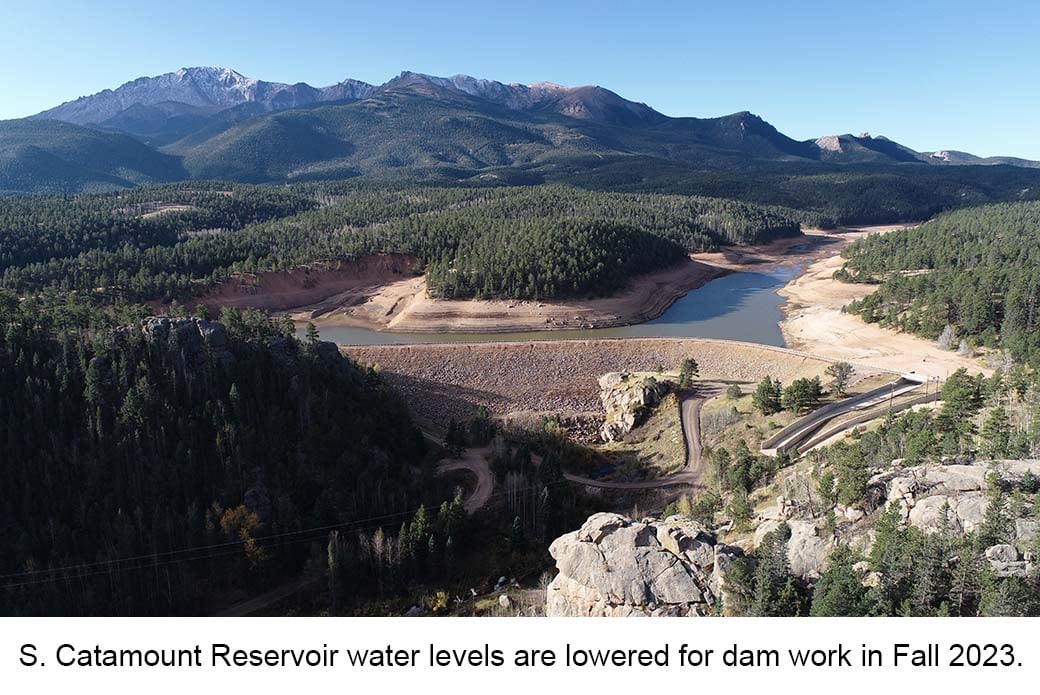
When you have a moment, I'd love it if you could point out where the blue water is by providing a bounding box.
[305,264,801,347]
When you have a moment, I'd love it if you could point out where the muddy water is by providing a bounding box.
[304,263,802,347]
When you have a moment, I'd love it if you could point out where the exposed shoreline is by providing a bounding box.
[335,222,991,428]
[776,224,991,378]
[198,233,830,335]
[316,255,732,334]
[365,233,831,334]
[197,222,992,383]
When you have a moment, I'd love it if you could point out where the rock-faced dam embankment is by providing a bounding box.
[345,338,844,426]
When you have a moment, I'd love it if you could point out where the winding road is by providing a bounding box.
[563,384,718,491]
[436,447,495,513]
[432,376,929,511]
[433,385,718,511]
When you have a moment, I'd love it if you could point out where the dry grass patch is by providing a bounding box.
[600,391,687,478]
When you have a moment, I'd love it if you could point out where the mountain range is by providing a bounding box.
[2,66,1037,193]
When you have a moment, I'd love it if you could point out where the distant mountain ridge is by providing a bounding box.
[2,66,1036,193]
[33,67,374,124]
[32,67,670,132]
[29,66,1038,167]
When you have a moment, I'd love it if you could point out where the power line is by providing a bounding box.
[1,470,578,590]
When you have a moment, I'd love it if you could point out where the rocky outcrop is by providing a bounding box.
[598,372,671,442]
[1015,519,1040,546]
[750,460,1040,582]
[141,315,233,367]
[545,512,743,616]
[138,315,351,375]
[869,460,1040,536]
[753,518,835,580]
[984,544,1033,578]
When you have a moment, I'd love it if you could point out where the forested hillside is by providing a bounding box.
[1,183,802,302]
[0,119,186,194]
[0,298,428,615]
[838,201,1040,367]
[0,182,315,270]
[558,157,1040,225]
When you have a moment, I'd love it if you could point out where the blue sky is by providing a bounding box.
[2,0,1038,158]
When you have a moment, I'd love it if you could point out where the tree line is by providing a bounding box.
[2,183,804,303]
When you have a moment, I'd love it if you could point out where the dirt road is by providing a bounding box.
[680,386,715,473]
[562,470,699,490]
[436,448,494,513]
[565,384,716,491]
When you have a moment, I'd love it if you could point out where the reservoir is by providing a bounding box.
[307,263,802,347]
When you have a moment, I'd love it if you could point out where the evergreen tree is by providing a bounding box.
[782,376,824,414]
[751,523,803,617]
[727,492,753,531]
[835,446,870,507]
[678,357,700,388]
[981,407,1012,459]
[978,473,1010,547]
[752,376,783,415]
[942,369,984,419]
[444,419,466,457]
[810,546,874,616]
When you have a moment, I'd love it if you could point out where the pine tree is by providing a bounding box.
[810,545,873,616]
[751,523,802,616]
[941,368,984,419]
[978,473,1010,547]
[678,357,700,388]
[835,446,870,507]
[752,376,782,415]
[444,419,465,457]
[782,376,823,414]
[981,407,1011,459]
[727,492,753,531]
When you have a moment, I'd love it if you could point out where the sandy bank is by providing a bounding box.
[376,232,840,333]
[689,233,837,271]
[778,225,990,378]
[346,337,844,427]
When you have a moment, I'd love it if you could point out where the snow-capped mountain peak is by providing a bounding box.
[34,67,328,126]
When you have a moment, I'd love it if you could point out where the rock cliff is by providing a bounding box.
[140,315,233,367]
[545,512,744,616]
[871,460,1040,538]
[598,372,671,442]
[753,459,1040,581]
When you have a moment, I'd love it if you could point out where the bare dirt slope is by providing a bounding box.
[198,254,421,313]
